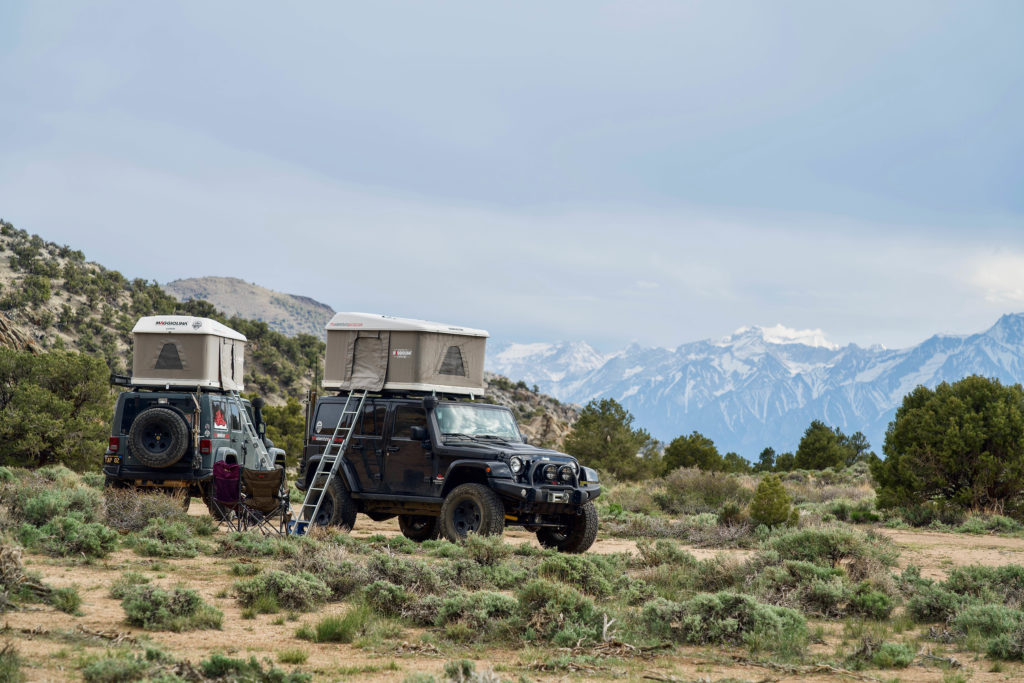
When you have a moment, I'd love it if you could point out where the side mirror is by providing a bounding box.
[522,435,529,445]
[410,426,428,441]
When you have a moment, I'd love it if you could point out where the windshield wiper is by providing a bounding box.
[441,432,489,444]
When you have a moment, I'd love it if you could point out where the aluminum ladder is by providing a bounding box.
[292,389,367,535]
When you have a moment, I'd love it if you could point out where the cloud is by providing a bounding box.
[968,253,1024,303]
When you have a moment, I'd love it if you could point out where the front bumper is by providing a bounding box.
[490,478,602,511]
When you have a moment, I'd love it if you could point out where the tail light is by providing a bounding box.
[200,439,212,455]
[108,437,119,453]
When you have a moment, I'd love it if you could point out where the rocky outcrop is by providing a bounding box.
[0,314,37,352]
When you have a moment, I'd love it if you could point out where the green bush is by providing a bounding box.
[635,539,698,568]
[0,644,22,683]
[464,534,512,566]
[905,583,964,623]
[653,468,753,515]
[766,526,896,575]
[749,475,792,527]
[871,642,915,668]
[847,582,894,620]
[17,485,103,526]
[218,531,298,558]
[132,518,201,558]
[364,580,410,617]
[121,585,223,631]
[436,591,518,641]
[37,516,118,558]
[199,653,311,683]
[537,554,616,596]
[81,653,150,683]
[987,626,1024,661]
[953,604,1024,638]
[516,579,600,645]
[755,560,847,617]
[235,570,330,612]
[109,571,150,599]
[103,488,188,532]
[943,564,1024,605]
[641,592,807,655]
[50,586,82,615]
[295,606,370,644]
[366,553,442,594]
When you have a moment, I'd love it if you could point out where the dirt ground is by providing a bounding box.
[4,508,1024,682]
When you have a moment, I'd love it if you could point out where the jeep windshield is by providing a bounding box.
[436,404,522,444]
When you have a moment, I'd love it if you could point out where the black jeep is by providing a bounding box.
[297,393,601,553]
[103,381,285,513]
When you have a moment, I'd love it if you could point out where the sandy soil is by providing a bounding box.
[5,509,1024,681]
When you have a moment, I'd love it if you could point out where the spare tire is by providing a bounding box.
[128,407,189,469]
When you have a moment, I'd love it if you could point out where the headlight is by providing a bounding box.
[543,464,558,480]
[509,456,524,474]
[569,461,579,474]
[558,465,574,482]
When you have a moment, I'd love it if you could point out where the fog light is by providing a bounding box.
[544,464,558,480]
[559,465,573,482]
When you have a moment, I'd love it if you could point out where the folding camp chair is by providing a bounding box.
[209,459,243,531]
[238,467,291,535]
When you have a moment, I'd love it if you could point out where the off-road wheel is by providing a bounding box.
[302,476,357,530]
[439,484,504,542]
[128,407,189,469]
[398,515,440,542]
[536,501,599,553]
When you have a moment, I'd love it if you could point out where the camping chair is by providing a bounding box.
[238,467,291,535]
[210,459,243,531]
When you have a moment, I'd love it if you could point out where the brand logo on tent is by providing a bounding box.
[156,320,187,326]
[192,320,203,330]
[393,349,412,358]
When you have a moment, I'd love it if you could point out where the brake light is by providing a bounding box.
[200,439,212,455]
[108,437,119,453]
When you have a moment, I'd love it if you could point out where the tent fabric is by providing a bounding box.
[132,318,247,389]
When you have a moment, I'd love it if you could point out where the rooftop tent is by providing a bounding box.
[131,316,247,390]
[323,313,489,395]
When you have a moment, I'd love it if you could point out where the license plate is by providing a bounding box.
[548,491,569,503]
[104,455,121,465]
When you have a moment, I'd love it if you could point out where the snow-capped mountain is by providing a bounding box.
[487,315,1024,457]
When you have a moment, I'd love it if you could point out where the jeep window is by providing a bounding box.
[357,403,387,437]
[229,402,241,431]
[436,404,522,443]
[211,398,229,430]
[392,406,427,440]
[313,402,356,436]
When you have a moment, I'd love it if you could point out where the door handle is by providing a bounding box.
[387,445,400,453]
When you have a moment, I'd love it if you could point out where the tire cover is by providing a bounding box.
[128,407,190,469]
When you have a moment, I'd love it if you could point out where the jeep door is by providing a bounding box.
[382,404,432,496]
[227,400,247,466]
[349,400,386,491]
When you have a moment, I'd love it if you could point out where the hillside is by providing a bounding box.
[163,276,334,339]
[0,220,578,446]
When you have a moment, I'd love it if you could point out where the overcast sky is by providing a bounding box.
[1,1,1022,351]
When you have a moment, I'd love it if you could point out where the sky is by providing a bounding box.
[1,1,1023,352]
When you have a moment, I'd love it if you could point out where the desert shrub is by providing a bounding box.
[640,592,807,655]
[199,653,311,683]
[36,515,117,558]
[295,605,370,644]
[480,560,530,590]
[121,585,223,631]
[755,560,847,617]
[766,526,896,577]
[218,531,298,558]
[906,583,964,623]
[277,648,308,665]
[516,579,600,645]
[953,604,1024,638]
[653,468,752,515]
[604,482,658,514]
[717,501,747,526]
[131,518,200,558]
[987,626,1024,660]
[109,571,150,599]
[403,594,445,626]
[871,642,915,668]
[49,586,82,614]
[289,542,368,599]
[537,554,618,596]
[828,499,880,524]
[423,539,467,559]
[943,564,1024,606]
[16,485,103,526]
[464,534,512,566]
[103,488,186,532]
[80,472,105,489]
[367,553,442,594]
[81,653,150,682]
[434,559,490,592]
[749,475,793,527]
[0,644,22,683]
[235,570,330,612]
[635,539,699,568]
[364,580,410,617]
[436,591,519,641]
[847,582,894,620]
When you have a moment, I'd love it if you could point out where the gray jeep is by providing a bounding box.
[297,392,601,553]
[103,381,285,514]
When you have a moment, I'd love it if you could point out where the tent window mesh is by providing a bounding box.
[155,343,183,370]
[439,346,466,376]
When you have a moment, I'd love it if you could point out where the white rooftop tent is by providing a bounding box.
[131,316,247,390]
[323,313,488,395]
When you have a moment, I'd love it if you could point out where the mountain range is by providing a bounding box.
[487,315,1024,457]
